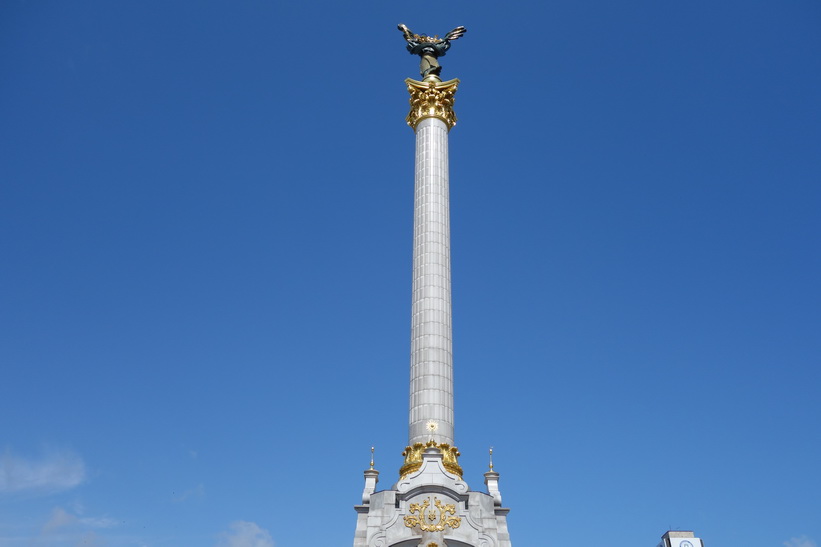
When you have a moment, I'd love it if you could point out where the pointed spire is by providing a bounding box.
[484,447,502,507]
[361,445,380,505]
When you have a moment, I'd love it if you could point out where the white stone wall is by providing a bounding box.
[409,116,455,446]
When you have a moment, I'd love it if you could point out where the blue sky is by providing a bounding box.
[1,1,819,546]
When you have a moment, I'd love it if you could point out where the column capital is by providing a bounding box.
[405,78,460,131]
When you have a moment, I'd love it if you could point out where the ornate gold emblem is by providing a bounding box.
[403,497,462,532]
[405,78,459,130]
[399,440,462,478]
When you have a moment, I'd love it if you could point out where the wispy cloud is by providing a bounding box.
[42,506,77,533]
[38,505,119,547]
[0,449,86,494]
[76,530,104,546]
[785,536,817,547]
[216,521,274,547]
[78,516,118,529]
[173,482,205,502]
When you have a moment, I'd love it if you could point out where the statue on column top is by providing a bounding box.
[398,24,467,80]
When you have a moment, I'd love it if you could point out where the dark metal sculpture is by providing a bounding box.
[398,24,467,79]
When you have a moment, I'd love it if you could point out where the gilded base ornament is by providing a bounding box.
[399,440,462,479]
[403,497,462,532]
[405,78,459,130]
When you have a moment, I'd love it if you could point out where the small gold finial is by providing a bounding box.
[489,447,494,471]
[425,420,439,441]
[370,446,375,470]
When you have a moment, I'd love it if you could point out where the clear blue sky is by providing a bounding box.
[1,1,819,546]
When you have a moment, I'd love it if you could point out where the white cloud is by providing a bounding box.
[78,516,118,529]
[0,449,86,494]
[42,507,77,533]
[41,505,118,538]
[69,499,87,515]
[216,521,274,547]
[785,536,817,547]
[31,507,118,547]
[173,482,205,502]
[75,530,104,546]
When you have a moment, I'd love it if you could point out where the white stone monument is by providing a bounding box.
[352,27,513,547]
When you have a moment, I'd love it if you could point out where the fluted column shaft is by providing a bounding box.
[408,116,454,446]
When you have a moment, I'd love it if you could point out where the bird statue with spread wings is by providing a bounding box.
[398,24,467,79]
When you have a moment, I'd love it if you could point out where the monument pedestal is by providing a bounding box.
[353,450,511,547]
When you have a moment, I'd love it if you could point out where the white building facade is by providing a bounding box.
[657,531,705,547]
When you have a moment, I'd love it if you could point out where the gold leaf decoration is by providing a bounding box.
[403,497,462,532]
[405,78,460,130]
[399,440,463,479]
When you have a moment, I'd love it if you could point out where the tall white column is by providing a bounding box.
[352,62,515,547]
[404,77,460,447]
[409,115,454,446]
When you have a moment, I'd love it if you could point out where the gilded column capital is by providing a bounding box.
[405,78,460,131]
